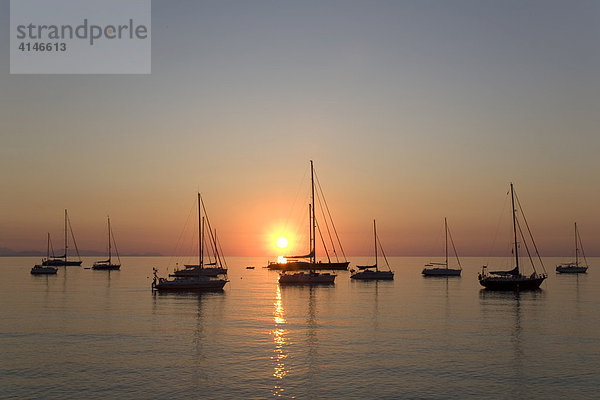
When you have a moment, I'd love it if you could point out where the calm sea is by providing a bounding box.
[1,256,598,399]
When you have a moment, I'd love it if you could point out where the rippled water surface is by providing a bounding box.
[1,257,598,399]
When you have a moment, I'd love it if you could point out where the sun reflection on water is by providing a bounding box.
[271,285,289,397]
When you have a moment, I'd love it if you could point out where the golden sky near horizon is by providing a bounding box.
[1,1,599,257]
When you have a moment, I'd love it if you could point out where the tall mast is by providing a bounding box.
[445,218,448,269]
[310,160,316,264]
[47,232,50,260]
[510,183,520,274]
[198,193,203,269]
[107,216,112,263]
[308,204,312,256]
[374,219,378,271]
[575,222,578,267]
[64,209,68,263]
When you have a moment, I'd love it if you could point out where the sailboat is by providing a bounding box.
[422,218,462,276]
[41,209,82,266]
[171,228,227,277]
[31,233,58,275]
[478,183,547,290]
[278,161,337,285]
[92,216,121,270]
[268,160,349,272]
[350,220,394,280]
[152,193,229,291]
[556,222,589,273]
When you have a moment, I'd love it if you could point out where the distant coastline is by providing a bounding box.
[0,248,162,257]
[0,249,595,257]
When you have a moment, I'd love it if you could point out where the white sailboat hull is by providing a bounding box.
[556,265,588,274]
[30,265,58,275]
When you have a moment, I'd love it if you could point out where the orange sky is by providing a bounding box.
[1,2,599,256]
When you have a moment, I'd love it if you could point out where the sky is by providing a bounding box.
[1,0,599,257]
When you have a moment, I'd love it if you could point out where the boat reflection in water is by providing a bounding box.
[478,289,546,392]
[271,285,288,397]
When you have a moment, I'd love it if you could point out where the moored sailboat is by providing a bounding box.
[31,233,58,275]
[152,193,229,292]
[268,160,349,272]
[556,222,589,274]
[478,183,547,291]
[350,220,394,280]
[171,228,228,277]
[42,210,82,266]
[92,216,121,271]
[278,161,338,285]
[422,218,462,276]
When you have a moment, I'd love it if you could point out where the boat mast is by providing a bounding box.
[46,232,50,260]
[445,217,448,269]
[310,160,316,264]
[374,219,378,271]
[510,183,520,274]
[64,209,68,264]
[198,193,203,269]
[108,216,112,263]
[308,204,311,255]
[575,222,578,267]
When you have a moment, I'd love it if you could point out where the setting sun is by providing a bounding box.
[276,237,288,249]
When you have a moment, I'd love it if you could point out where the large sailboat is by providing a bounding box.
[478,183,547,290]
[41,210,82,266]
[422,218,462,276]
[556,222,589,274]
[31,233,58,275]
[350,220,394,280]
[152,193,229,292]
[268,160,349,272]
[278,161,338,285]
[92,216,121,271]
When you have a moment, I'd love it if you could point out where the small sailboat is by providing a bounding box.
[422,218,462,277]
[152,193,229,292]
[31,233,58,275]
[269,160,349,272]
[42,209,82,266]
[556,222,589,274]
[478,183,547,290]
[350,220,394,280]
[278,161,337,285]
[92,216,121,271]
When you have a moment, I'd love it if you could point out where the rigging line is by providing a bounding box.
[376,232,391,269]
[285,165,310,231]
[168,197,196,269]
[487,190,510,266]
[200,196,223,268]
[447,225,462,269]
[110,223,121,264]
[203,225,213,264]
[215,232,229,269]
[67,213,82,260]
[215,232,228,269]
[313,170,347,260]
[314,218,331,262]
[577,226,589,267]
[514,189,547,274]
[515,216,537,274]
[49,234,56,258]
[314,186,338,260]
